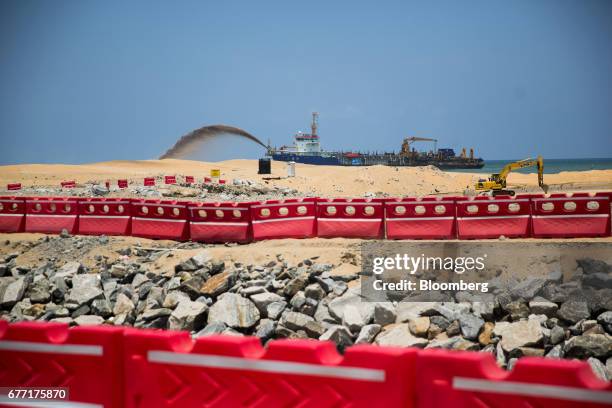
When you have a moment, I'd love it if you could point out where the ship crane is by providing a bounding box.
[400,136,438,157]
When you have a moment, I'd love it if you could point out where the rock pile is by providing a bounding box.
[1,247,611,381]
[0,177,304,203]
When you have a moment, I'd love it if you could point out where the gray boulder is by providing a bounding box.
[28,278,51,304]
[169,300,208,331]
[255,319,276,340]
[313,302,336,324]
[280,311,314,332]
[528,297,558,317]
[283,275,308,297]
[266,301,287,320]
[587,357,609,381]
[74,315,104,326]
[577,259,611,275]
[0,277,28,308]
[200,271,236,298]
[557,300,590,324]
[195,322,227,337]
[91,298,113,318]
[66,274,103,306]
[55,262,82,278]
[356,324,382,344]
[319,326,353,351]
[113,293,135,316]
[342,304,373,333]
[511,276,548,300]
[162,291,190,309]
[328,287,374,322]
[207,293,260,329]
[459,313,484,341]
[564,334,612,359]
[375,324,428,348]
[549,325,566,345]
[373,302,396,326]
[597,311,612,334]
[494,320,544,353]
[250,292,284,315]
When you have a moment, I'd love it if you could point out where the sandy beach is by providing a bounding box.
[1,158,611,197]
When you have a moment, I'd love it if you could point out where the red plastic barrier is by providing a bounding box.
[123,329,416,408]
[188,201,251,243]
[456,196,531,239]
[7,183,21,191]
[0,321,124,408]
[118,179,128,189]
[61,180,76,188]
[131,199,188,240]
[144,177,155,186]
[416,349,612,408]
[78,198,132,236]
[316,198,385,238]
[590,192,612,237]
[204,177,212,183]
[25,197,79,234]
[184,176,194,184]
[252,198,317,240]
[164,176,176,185]
[219,179,226,184]
[0,196,26,233]
[531,193,611,238]
[385,197,456,239]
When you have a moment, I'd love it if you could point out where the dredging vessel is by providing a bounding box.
[268,113,485,169]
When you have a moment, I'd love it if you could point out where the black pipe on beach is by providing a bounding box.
[159,124,267,159]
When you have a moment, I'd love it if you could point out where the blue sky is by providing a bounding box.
[1,0,611,164]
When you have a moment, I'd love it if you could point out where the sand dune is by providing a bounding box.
[1,159,611,197]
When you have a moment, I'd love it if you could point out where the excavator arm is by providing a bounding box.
[476,155,546,195]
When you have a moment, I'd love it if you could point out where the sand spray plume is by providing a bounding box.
[159,124,267,159]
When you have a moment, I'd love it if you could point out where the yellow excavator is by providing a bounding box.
[475,155,547,196]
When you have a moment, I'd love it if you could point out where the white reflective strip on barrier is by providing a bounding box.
[252,216,315,224]
[79,215,130,219]
[189,207,247,211]
[386,216,455,221]
[533,197,606,202]
[0,214,24,217]
[190,221,249,226]
[453,377,612,405]
[148,351,385,382]
[407,201,455,204]
[0,340,103,356]
[456,215,530,220]
[0,200,24,203]
[82,201,131,205]
[532,214,609,219]
[319,218,382,222]
[459,199,528,204]
[251,202,311,208]
[133,203,184,208]
[131,217,186,223]
[25,201,77,204]
[319,202,382,206]
[25,214,76,218]
[0,397,103,408]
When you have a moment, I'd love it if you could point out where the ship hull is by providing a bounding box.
[272,153,342,165]
[271,153,484,169]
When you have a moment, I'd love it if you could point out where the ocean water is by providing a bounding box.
[445,158,612,174]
